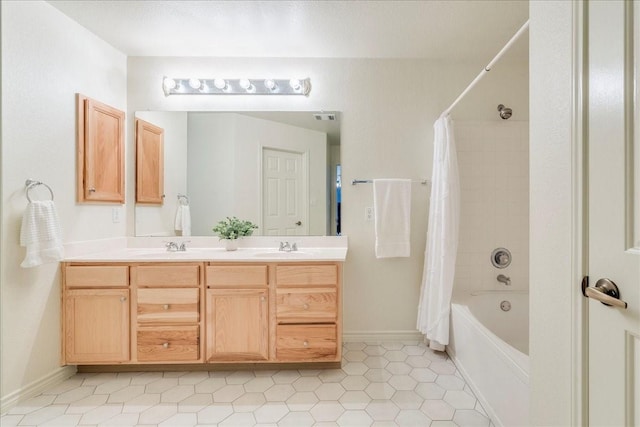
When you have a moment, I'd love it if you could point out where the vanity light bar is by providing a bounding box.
[162,77,311,97]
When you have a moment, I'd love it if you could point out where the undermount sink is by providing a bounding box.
[252,251,313,258]
[130,248,213,258]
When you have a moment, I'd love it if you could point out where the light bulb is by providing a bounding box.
[289,79,302,91]
[163,77,177,90]
[188,78,202,89]
[239,79,252,91]
[213,79,227,90]
[264,79,277,91]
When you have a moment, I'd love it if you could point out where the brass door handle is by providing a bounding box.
[583,278,628,309]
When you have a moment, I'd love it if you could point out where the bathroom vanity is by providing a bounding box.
[60,246,346,368]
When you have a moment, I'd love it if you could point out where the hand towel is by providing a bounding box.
[174,204,191,236]
[20,200,64,268]
[373,179,412,258]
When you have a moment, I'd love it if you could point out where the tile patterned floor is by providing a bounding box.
[1,342,495,427]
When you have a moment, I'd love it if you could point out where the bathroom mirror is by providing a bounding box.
[134,111,341,237]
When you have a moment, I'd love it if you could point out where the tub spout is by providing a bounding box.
[497,274,511,286]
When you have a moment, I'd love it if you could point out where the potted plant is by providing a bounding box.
[212,216,258,251]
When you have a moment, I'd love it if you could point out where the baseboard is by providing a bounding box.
[342,330,424,343]
[1,365,77,414]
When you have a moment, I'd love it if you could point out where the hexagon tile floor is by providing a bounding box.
[1,342,495,427]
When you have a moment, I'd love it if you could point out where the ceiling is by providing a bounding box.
[47,1,529,61]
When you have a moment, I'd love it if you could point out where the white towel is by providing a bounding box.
[20,200,64,268]
[174,204,191,236]
[373,179,412,258]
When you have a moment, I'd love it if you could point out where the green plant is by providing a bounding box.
[212,217,258,240]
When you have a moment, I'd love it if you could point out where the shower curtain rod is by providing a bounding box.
[440,20,530,118]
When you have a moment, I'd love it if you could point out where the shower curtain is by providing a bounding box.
[417,115,460,351]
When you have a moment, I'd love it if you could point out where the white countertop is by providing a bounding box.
[63,247,348,262]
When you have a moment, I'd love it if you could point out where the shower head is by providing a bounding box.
[497,104,512,120]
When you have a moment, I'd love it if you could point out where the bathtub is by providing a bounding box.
[447,291,530,427]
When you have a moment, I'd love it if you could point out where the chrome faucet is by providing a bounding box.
[165,241,189,252]
[497,274,511,286]
[279,242,298,252]
[165,241,179,252]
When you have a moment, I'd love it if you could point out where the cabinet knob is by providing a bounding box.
[120,296,127,302]
[303,340,309,347]
[162,342,169,349]
[88,187,96,193]
[163,304,170,310]
[260,296,266,302]
[303,303,310,310]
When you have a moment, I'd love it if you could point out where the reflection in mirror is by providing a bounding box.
[134,111,341,237]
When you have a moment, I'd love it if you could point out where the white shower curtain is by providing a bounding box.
[417,115,460,351]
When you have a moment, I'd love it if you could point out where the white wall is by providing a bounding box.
[187,113,237,236]
[0,1,127,403]
[455,121,529,293]
[530,1,576,425]
[127,57,528,339]
[135,111,188,236]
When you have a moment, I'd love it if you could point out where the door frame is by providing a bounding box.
[258,144,310,235]
[530,1,587,425]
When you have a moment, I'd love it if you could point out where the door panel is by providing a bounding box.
[262,148,307,235]
[587,1,640,425]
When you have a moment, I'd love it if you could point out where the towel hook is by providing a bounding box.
[177,193,190,205]
[25,179,54,202]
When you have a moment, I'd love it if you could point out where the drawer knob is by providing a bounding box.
[303,340,309,347]
[120,296,127,302]
[163,304,170,310]
[162,342,169,349]
[303,303,310,310]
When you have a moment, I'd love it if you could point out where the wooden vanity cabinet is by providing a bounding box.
[62,260,342,367]
[275,263,342,362]
[131,264,203,363]
[205,264,269,361]
[62,265,130,364]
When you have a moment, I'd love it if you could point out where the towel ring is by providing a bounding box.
[177,194,189,205]
[25,179,54,202]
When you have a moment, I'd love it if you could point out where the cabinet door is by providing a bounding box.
[77,94,125,203]
[206,289,268,361]
[64,289,129,363]
[135,118,164,204]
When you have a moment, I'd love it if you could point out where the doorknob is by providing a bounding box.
[295,221,302,226]
[582,277,628,309]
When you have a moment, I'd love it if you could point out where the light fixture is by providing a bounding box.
[264,79,277,91]
[188,78,202,90]
[213,78,228,90]
[162,76,311,96]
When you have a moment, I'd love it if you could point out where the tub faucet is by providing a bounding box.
[497,274,511,286]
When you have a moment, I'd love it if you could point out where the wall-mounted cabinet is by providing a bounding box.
[76,94,125,203]
[135,119,164,204]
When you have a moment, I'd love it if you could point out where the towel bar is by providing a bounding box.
[351,179,429,185]
[25,179,54,202]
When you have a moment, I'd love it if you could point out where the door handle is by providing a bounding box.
[295,221,302,226]
[582,277,628,309]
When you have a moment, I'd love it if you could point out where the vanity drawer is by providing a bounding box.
[137,288,199,324]
[206,265,268,288]
[275,265,338,287]
[133,265,200,287]
[276,324,337,360]
[276,287,337,323]
[65,265,129,288]
[137,325,199,362]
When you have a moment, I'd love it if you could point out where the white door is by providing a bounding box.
[262,148,307,235]
[586,1,640,425]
